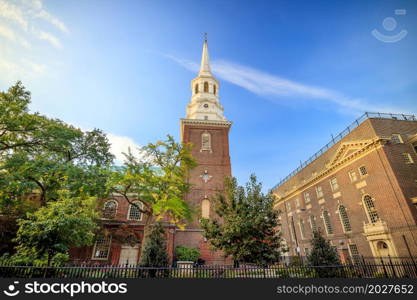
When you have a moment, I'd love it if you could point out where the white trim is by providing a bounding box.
[127,201,143,221]
[91,235,112,260]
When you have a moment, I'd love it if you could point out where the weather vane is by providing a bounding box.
[204,32,208,41]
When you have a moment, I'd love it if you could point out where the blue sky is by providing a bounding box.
[0,0,416,190]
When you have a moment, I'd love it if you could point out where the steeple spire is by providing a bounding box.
[199,34,212,77]
[185,36,227,121]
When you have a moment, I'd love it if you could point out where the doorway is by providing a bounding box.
[119,244,140,266]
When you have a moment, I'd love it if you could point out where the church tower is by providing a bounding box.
[177,38,232,264]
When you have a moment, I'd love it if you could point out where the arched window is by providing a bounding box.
[204,81,209,92]
[202,199,210,219]
[299,218,306,239]
[103,200,118,219]
[213,84,217,95]
[338,205,352,232]
[363,195,379,223]
[309,215,317,232]
[194,84,199,94]
[201,131,211,151]
[127,201,143,221]
[322,210,333,235]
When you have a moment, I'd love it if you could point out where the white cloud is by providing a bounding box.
[0,0,68,81]
[21,0,69,34]
[36,30,61,48]
[0,24,30,47]
[107,133,143,164]
[0,0,67,47]
[0,0,28,30]
[168,55,407,114]
[0,55,47,82]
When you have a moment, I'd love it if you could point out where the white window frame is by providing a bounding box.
[127,201,143,221]
[201,131,211,152]
[348,171,358,182]
[304,192,311,204]
[92,235,112,260]
[309,215,317,232]
[286,201,291,211]
[315,186,323,198]
[391,134,403,144]
[362,195,379,224]
[299,218,306,240]
[402,153,414,164]
[103,200,118,219]
[329,177,339,191]
[338,205,352,232]
[322,210,333,235]
[348,244,361,264]
[358,165,368,177]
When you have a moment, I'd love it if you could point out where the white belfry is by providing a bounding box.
[186,38,227,121]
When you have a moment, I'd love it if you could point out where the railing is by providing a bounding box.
[1,257,416,278]
[271,112,416,191]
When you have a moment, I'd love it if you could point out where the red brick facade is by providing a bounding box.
[273,116,417,261]
[176,119,232,264]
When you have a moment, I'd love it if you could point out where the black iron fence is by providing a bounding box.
[1,258,416,278]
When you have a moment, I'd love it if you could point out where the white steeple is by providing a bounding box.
[185,37,227,121]
[199,38,212,77]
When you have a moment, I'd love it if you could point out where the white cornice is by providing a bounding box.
[274,136,390,206]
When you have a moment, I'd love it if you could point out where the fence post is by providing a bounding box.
[380,257,388,277]
[388,255,397,278]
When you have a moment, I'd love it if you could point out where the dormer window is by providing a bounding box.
[204,82,209,92]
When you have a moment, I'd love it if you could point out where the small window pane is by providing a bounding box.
[330,178,339,191]
[103,200,117,219]
[128,201,142,221]
[363,195,379,223]
[402,153,414,164]
[322,210,333,234]
[304,192,310,203]
[338,205,352,232]
[391,134,402,144]
[359,166,367,176]
[92,235,111,259]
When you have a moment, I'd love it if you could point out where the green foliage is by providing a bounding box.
[307,230,341,277]
[139,223,169,267]
[0,82,114,217]
[13,193,98,265]
[175,246,200,262]
[109,135,196,228]
[201,174,286,266]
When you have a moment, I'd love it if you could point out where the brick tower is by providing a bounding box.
[175,38,232,264]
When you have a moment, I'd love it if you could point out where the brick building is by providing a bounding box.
[175,38,232,264]
[272,113,417,262]
[70,39,232,265]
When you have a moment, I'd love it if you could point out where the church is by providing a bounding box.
[70,39,232,265]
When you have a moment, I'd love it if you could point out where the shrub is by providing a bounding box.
[175,246,200,262]
[139,223,169,268]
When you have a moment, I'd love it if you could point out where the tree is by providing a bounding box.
[307,230,341,277]
[0,82,114,217]
[0,82,114,259]
[139,223,169,268]
[13,193,98,266]
[201,175,285,266]
[109,135,196,231]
